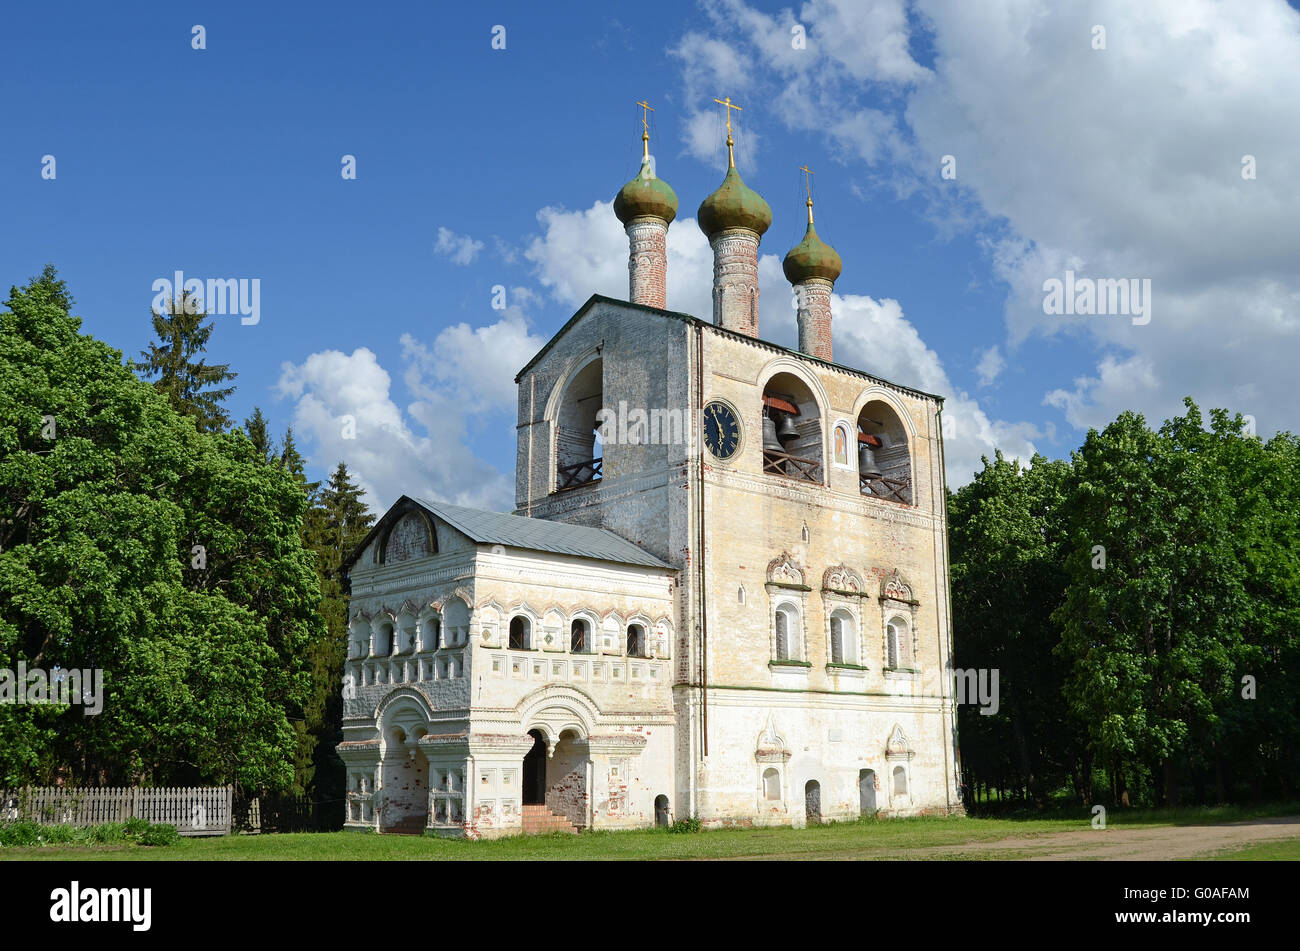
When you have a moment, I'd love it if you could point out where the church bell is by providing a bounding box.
[773,411,799,444]
[858,435,885,480]
[762,415,784,452]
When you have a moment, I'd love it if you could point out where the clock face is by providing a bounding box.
[702,400,741,460]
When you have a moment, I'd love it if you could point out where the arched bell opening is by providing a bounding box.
[761,372,822,484]
[555,357,603,490]
[857,400,911,503]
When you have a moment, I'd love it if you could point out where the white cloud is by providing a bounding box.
[669,27,765,166]
[898,0,1300,435]
[673,0,1300,450]
[525,202,628,305]
[801,0,928,83]
[975,346,1005,387]
[1044,353,1160,431]
[434,226,485,266]
[401,297,547,415]
[274,300,547,514]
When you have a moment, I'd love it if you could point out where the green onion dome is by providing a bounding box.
[614,156,679,225]
[782,210,842,284]
[697,166,773,238]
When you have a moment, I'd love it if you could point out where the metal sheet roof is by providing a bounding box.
[412,498,673,570]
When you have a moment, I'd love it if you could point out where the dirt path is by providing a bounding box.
[971,815,1300,861]
[734,815,1300,861]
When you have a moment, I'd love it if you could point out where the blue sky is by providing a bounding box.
[5,1,1299,512]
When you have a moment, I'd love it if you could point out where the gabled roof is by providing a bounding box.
[514,293,946,404]
[342,495,673,574]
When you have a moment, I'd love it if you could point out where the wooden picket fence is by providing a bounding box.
[1,786,233,836]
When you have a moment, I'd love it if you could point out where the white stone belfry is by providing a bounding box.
[338,108,960,839]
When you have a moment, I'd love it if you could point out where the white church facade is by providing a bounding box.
[338,111,962,837]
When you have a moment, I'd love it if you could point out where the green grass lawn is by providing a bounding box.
[3,802,1297,861]
[1208,838,1300,861]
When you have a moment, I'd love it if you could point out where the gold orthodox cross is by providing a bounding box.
[636,99,655,159]
[800,164,815,223]
[636,99,655,133]
[714,96,743,166]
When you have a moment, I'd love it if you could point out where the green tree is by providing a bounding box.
[1054,401,1246,806]
[137,292,236,433]
[0,267,321,790]
[243,407,274,464]
[300,462,374,811]
[1199,410,1300,801]
[279,426,308,481]
[950,451,1081,807]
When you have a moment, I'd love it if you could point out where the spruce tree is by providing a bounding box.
[138,292,237,433]
[243,407,274,464]
[280,426,308,482]
[300,462,374,815]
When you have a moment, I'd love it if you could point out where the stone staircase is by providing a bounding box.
[521,804,578,835]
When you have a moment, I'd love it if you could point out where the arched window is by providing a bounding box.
[887,616,909,668]
[775,604,799,661]
[373,621,394,657]
[626,623,646,658]
[570,618,590,654]
[763,768,781,801]
[509,616,531,650]
[859,769,877,815]
[555,358,603,491]
[830,610,856,665]
[349,622,369,659]
[443,598,469,646]
[397,616,417,654]
[805,780,821,824]
[892,765,908,797]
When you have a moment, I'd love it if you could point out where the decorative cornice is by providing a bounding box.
[587,733,649,754]
[708,467,936,527]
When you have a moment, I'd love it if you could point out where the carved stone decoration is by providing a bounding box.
[766,552,805,587]
[881,568,914,603]
[885,724,914,761]
[822,564,865,594]
[755,714,792,764]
